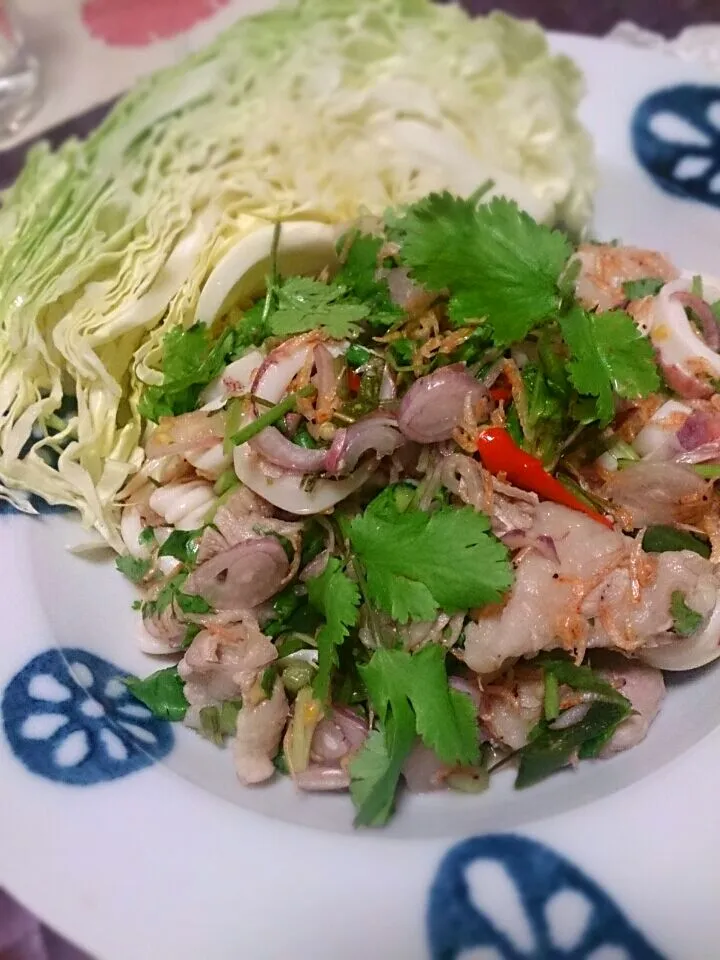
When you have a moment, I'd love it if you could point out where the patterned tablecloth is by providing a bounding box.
[1,1,718,958]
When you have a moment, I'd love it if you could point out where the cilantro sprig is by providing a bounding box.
[391,192,571,342]
[268,276,370,338]
[306,557,360,702]
[349,646,479,827]
[348,485,512,623]
[559,307,660,425]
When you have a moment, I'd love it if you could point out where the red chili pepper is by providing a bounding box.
[476,427,613,528]
[489,385,513,404]
[347,370,362,394]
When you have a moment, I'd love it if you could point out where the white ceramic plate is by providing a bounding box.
[2,32,720,960]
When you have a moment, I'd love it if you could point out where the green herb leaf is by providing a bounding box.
[260,666,277,698]
[362,647,479,766]
[537,654,629,706]
[622,277,665,299]
[393,192,571,343]
[408,645,479,766]
[230,384,315,446]
[516,700,631,788]
[350,644,480,826]
[124,667,188,721]
[115,554,151,584]
[642,525,711,559]
[346,344,373,368]
[348,485,512,622]
[558,307,660,425]
[158,528,201,565]
[349,724,414,827]
[138,324,235,422]
[334,232,404,329]
[543,672,559,720]
[175,591,212,614]
[307,557,360,702]
[199,700,242,745]
[671,591,704,637]
[268,276,369,338]
[139,527,156,547]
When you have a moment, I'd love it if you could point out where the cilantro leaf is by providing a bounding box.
[558,307,660,425]
[642,525,711,559]
[269,277,369,338]
[394,192,571,343]
[334,232,404,328]
[670,591,704,637]
[138,324,235,422]
[622,277,665,299]
[362,647,479,767]
[516,700,631,788]
[350,645,479,826]
[199,700,242,745]
[139,527,155,547]
[348,486,512,623]
[408,645,479,766]
[350,725,414,827]
[124,666,188,721]
[306,557,360,701]
[158,528,201,566]
[115,554,151,584]
[536,654,629,707]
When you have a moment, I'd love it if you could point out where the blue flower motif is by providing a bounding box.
[2,647,173,785]
[632,84,720,208]
[428,834,664,959]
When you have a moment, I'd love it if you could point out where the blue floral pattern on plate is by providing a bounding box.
[632,84,720,207]
[2,647,173,784]
[428,834,664,959]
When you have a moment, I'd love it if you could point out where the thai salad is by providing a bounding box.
[117,189,720,826]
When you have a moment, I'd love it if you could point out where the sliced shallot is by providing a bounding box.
[325,413,403,475]
[398,365,485,444]
[184,537,289,608]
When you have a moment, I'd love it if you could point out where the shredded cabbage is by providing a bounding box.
[0,0,594,547]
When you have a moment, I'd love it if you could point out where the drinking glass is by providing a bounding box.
[0,1,39,139]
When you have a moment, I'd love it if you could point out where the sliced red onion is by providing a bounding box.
[677,410,720,451]
[184,537,289,608]
[604,461,708,525]
[284,412,302,437]
[325,413,403,475]
[249,426,326,473]
[501,530,560,564]
[660,361,714,400]
[331,707,369,750]
[313,343,337,418]
[671,291,720,351]
[449,675,483,712]
[251,335,316,406]
[675,440,720,464]
[294,763,350,791]
[549,703,591,730]
[386,266,435,316]
[398,365,486,444]
[403,740,448,793]
[311,718,348,762]
[379,364,396,401]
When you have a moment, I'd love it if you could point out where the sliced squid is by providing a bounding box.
[644,272,720,380]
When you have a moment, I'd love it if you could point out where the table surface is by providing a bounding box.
[462,0,714,35]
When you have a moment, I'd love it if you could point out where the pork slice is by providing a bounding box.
[234,679,289,785]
